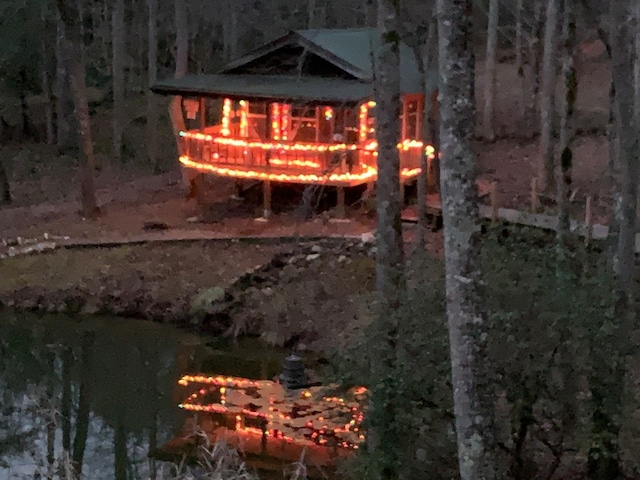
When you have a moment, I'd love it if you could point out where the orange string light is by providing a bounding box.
[221,98,232,136]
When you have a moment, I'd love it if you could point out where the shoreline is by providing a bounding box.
[0,237,378,351]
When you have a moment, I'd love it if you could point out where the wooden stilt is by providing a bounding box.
[263,180,272,219]
[194,174,207,208]
[234,179,243,199]
[336,186,346,218]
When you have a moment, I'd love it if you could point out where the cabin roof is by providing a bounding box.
[153,28,437,101]
[151,74,372,104]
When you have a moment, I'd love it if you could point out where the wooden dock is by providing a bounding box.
[402,197,639,251]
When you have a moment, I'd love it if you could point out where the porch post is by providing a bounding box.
[198,97,205,131]
[263,179,272,219]
[336,186,346,218]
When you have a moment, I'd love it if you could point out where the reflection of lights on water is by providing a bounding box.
[177,374,368,451]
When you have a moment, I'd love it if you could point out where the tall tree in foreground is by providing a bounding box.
[146,0,159,169]
[437,0,501,478]
[55,0,99,218]
[538,0,559,191]
[610,0,639,309]
[556,0,577,270]
[112,0,125,162]
[367,0,405,478]
[481,0,499,141]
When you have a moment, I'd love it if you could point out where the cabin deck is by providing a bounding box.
[179,128,426,188]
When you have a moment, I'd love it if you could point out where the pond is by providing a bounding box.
[0,310,283,479]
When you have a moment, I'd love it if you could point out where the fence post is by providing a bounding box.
[585,195,593,245]
[490,180,499,224]
[530,177,539,213]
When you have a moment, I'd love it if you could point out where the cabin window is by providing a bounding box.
[401,98,421,139]
[290,106,318,142]
[246,101,268,139]
[366,105,376,141]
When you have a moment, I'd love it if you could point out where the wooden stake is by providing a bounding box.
[585,195,593,245]
[530,177,539,213]
[336,186,346,219]
[490,181,498,224]
[262,179,272,219]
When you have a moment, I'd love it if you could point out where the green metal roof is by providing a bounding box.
[295,28,428,93]
[151,74,372,103]
[153,28,438,100]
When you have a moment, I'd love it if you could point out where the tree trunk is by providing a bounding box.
[41,44,55,145]
[56,0,100,218]
[0,160,10,205]
[527,0,544,132]
[172,0,189,191]
[112,0,125,162]
[114,420,129,480]
[222,1,238,63]
[365,0,376,27]
[482,0,499,141]
[416,16,437,248]
[515,0,526,119]
[437,0,501,478]
[368,1,405,478]
[55,11,72,151]
[556,0,577,268]
[538,0,559,192]
[610,0,639,306]
[146,0,159,169]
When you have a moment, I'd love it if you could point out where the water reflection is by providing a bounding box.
[0,310,281,479]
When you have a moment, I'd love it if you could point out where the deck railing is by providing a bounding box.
[178,129,429,186]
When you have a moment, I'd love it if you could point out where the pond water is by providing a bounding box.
[0,310,283,479]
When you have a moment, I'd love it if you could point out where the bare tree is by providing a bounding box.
[538,0,559,191]
[610,0,639,308]
[556,0,577,264]
[514,0,526,119]
[112,0,125,162]
[368,0,405,477]
[482,0,499,141]
[55,0,100,218]
[437,0,501,477]
[147,0,159,169]
[0,161,10,205]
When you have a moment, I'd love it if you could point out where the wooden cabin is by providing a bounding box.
[152,28,439,217]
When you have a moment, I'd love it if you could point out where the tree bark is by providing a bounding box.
[56,0,100,218]
[368,1,405,478]
[556,0,577,268]
[437,0,501,478]
[112,0,125,162]
[0,160,11,205]
[527,0,544,130]
[147,0,159,169]
[416,15,437,249]
[515,0,526,119]
[538,0,559,192]
[610,0,639,307]
[482,0,499,141]
[55,10,72,151]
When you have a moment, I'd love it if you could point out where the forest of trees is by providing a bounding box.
[1,0,640,479]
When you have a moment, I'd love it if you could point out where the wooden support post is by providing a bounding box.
[233,179,243,199]
[490,181,498,224]
[199,97,205,131]
[262,179,272,219]
[585,195,593,245]
[530,177,539,213]
[336,186,346,218]
[193,173,207,207]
